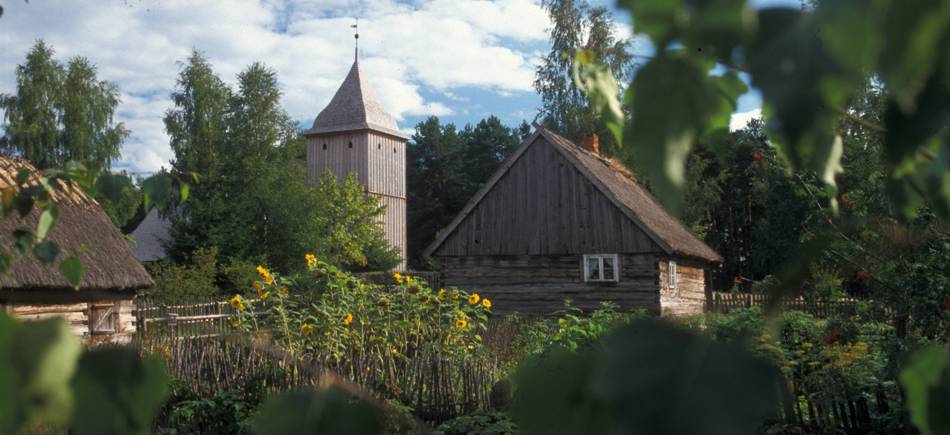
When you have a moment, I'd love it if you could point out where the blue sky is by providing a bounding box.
[0,0,792,173]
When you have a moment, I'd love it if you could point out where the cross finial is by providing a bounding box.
[351,19,359,61]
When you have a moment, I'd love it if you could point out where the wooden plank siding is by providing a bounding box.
[434,136,659,257]
[307,130,407,269]
[441,254,660,314]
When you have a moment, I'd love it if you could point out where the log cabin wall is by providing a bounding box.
[2,298,136,345]
[434,136,660,257]
[658,258,708,317]
[440,254,660,314]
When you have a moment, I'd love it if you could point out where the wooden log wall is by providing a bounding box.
[434,136,660,257]
[4,299,136,345]
[658,258,708,317]
[440,254,660,314]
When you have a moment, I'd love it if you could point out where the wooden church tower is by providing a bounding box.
[304,55,408,269]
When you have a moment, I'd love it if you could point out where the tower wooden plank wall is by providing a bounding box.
[306,130,407,269]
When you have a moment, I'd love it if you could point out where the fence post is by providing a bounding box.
[168,312,178,338]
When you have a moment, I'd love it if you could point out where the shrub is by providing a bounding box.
[510,301,646,360]
[146,247,221,304]
[437,412,518,435]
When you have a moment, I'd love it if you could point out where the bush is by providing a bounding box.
[437,412,518,435]
[146,247,221,304]
[156,380,258,435]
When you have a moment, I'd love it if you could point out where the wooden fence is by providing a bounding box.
[776,381,899,434]
[135,297,245,339]
[710,292,894,321]
[139,335,501,423]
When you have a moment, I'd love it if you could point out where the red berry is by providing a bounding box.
[857,271,871,281]
[753,151,763,166]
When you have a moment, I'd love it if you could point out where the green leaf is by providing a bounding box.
[0,315,82,435]
[574,50,625,145]
[623,55,736,215]
[35,206,59,241]
[900,346,950,435]
[512,320,784,435]
[14,168,31,185]
[14,192,34,218]
[878,0,950,112]
[70,348,169,435]
[59,256,83,288]
[33,241,60,266]
[618,0,753,63]
[179,182,190,204]
[140,174,173,212]
[13,229,32,257]
[250,388,383,435]
[0,253,11,274]
[816,0,887,75]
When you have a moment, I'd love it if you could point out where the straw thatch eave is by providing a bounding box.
[0,157,154,293]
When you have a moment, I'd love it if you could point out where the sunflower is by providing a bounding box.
[300,323,315,335]
[468,293,480,305]
[343,313,354,326]
[253,281,263,293]
[229,295,244,312]
[256,265,274,284]
[393,272,403,284]
[455,319,468,329]
[438,288,446,300]
[405,275,413,285]
[305,253,317,268]
[482,298,492,309]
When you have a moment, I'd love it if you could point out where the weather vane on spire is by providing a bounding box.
[351,18,359,61]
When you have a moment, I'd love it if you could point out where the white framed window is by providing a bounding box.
[668,261,678,289]
[583,254,619,282]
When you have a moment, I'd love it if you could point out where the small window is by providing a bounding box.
[378,143,382,149]
[89,303,116,334]
[583,254,619,282]
[322,143,327,150]
[348,142,353,148]
[668,261,677,289]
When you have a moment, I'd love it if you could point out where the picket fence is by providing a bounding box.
[709,292,894,321]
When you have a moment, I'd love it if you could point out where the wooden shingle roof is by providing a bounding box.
[305,61,407,139]
[424,127,722,263]
[129,208,170,262]
[0,157,154,291]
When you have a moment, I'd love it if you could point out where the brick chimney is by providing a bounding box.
[578,134,600,155]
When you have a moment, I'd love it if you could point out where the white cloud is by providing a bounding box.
[729,108,762,131]
[0,0,561,172]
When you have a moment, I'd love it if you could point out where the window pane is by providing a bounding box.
[603,256,616,281]
[586,256,601,281]
[669,262,677,288]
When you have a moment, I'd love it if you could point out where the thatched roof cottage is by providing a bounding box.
[0,157,153,344]
[424,127,721,316]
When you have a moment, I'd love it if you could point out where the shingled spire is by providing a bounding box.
[306,61,406,139]
[304,55,409,270]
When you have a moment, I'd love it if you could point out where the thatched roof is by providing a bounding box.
[425,127,722,263]
[129,208,170,262]
[0,157,154,291]
[304,60,407,139]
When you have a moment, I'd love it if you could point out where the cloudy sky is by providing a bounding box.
[0,0,768,174]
